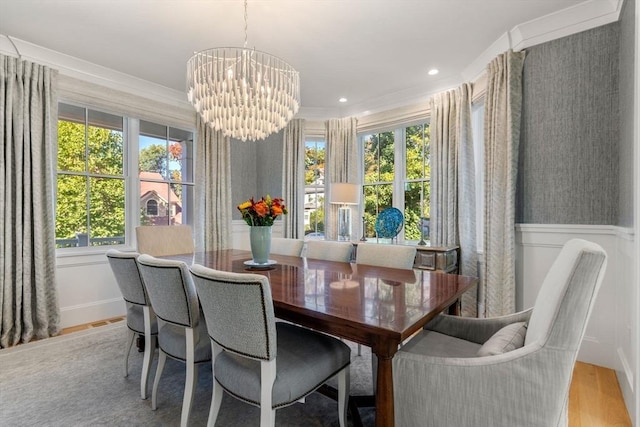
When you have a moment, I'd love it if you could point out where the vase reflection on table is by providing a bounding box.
[237,195,287,265]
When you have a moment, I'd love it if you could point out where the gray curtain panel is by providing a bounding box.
[429,83,478,316]
[195,115,232,252]
[482,50,526,318]
[0,54,60,348]
[325,117,358,241]
[281,119,305,238]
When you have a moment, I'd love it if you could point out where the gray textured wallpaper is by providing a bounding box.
[618,0,635,227]
[230,130,284,220]
[517,23,620,225]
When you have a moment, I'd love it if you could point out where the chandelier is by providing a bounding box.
[186,0,300,142]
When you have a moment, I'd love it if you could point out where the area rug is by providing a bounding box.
[0,322,375,426]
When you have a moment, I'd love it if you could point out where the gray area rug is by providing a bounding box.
[0,322,375,426]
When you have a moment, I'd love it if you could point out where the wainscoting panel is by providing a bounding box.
[516,224,634,372]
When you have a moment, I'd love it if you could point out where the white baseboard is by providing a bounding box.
[59,298,126,329]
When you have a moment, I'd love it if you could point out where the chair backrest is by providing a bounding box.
[305,240,353,262]
[355,243,416,269]
[525,239,607,351]
[136,254,200,328]
[190,264,277,361]
[106,249,149,306]
[136,225,194,257]
[270,237,304,257]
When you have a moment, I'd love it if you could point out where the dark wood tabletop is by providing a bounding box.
[169,249,478,427]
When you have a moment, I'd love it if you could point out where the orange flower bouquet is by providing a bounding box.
[237,195,288,227]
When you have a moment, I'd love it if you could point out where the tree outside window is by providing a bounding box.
[304,141,326,238]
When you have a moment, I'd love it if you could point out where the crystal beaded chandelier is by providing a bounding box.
[186,0,300,142]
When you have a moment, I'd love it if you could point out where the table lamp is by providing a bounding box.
[330,183,359,241]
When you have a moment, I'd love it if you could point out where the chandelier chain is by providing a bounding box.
[244,0,248,48]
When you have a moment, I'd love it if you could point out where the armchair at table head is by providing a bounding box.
[392,238,607,427]
[135,225,194,257]
[189,264,351,427]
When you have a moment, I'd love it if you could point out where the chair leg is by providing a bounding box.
[181,363,198,427]
[124,329,135,378]
[337,366,350,427]
[208,342,223,427]
[207,379,224,427]
[140,335,156,400]
[152,351,167,410]
[181,328,197,427]
[260,360,276,427]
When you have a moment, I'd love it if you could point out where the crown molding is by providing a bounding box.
[462,0,623,82]
[0,35,191,110]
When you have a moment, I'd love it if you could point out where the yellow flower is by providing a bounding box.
[237,201,252,210]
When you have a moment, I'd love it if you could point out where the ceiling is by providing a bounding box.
[0,0,617,118]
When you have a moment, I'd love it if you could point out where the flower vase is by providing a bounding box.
[250,226,272,264]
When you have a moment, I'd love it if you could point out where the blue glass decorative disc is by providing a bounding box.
[375,207,404,238]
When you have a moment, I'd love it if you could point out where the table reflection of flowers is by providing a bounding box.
[237,195,288,226]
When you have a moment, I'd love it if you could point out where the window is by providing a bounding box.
[139,120,194,226]
[362,131,395,238]
[361,122,430,243]
[56,104,125,248]
[55,103,195,249]
[304,140,326,239]
[146,200,158,216]
[403,123,430,241]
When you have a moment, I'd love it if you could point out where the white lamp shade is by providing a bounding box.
[330,183,359,205]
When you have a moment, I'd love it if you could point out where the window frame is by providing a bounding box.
[359,120,430,244]
[55,101,196,254]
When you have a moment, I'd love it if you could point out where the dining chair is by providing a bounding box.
[136,254,211,427]
[305,240,353,262]
[189,264,351,427]
[392,239,607,426]
[355,242,416,269]
[106,249,158,400]
[135,225,194,256]
[269,237,305,257]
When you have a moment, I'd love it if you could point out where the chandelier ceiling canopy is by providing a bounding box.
[186,0,300,142]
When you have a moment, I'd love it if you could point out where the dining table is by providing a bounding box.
[167,248,478,427]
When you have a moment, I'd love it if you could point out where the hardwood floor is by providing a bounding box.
[62,318,632,426]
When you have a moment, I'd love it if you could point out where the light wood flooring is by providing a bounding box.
[62,318,632,426]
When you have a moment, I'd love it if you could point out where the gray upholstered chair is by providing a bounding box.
[392,238,608,427]
[136,254,211,427]
[355,242,416,269]
[305,240,353,262]
[135,225,194,257]
[189,265,351,427]
[270,237,305,257]
[106,249,158,400]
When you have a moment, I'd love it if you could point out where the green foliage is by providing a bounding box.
[139,144,167,176]
[56,120,125,245]
[363,124,431,240]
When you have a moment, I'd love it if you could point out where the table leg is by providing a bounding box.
[375,354,394,427]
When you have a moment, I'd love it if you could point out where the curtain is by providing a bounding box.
[430,83,478,316]
[482,50,526,318]
[1,55,60,348]
[282,119,305,238]
[325,118,358,241]
[195,115,232,252]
